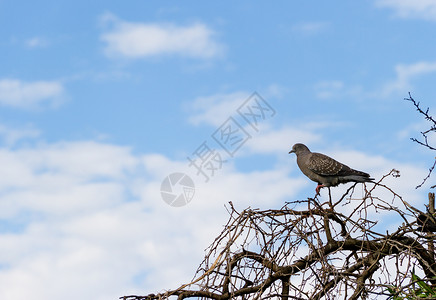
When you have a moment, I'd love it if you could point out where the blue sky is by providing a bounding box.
[1,1,436,299]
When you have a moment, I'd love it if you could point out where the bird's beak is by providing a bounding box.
[289,149,295,154]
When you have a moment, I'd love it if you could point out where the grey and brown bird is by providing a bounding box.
[289,143,374,194]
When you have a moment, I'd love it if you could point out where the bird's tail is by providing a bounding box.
[344,175,374,183]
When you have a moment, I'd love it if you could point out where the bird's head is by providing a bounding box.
[289,143,310,155]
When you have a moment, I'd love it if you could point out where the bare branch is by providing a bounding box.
[405,93,436,188]
[123,170,436,300]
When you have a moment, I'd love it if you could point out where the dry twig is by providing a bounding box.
[122,170,436,300]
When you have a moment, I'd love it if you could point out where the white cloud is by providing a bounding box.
[314,80,344,99]
[25,37,48,48]
[0,135,430,300]
[375,0,436,21]
[187,91,251,127]
[0,124,40,146]
[264,83,289,99]
[380,61,436,97]
[186,91,335,157]
[316,147,430,200]
[314,80,363,100]
[0,79,64,109]
[396,119,430,141]
[244,125,322,155]
[0,141,138,217]
[0,138,307,300]
[100,13,223,59]
[322,61,436,100]
[291,21,330,35]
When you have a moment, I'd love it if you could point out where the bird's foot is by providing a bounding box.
[315,184,325,195]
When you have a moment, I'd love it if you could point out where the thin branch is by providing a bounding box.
[123,170,436,300]
[405,93,436,188]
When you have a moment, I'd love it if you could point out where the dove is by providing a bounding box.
[289,143,374,194]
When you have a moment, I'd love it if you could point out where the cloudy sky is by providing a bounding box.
[1,1,436,299]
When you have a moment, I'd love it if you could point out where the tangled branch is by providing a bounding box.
[122,170,436,300]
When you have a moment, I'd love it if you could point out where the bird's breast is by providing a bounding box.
[296,157,323,183]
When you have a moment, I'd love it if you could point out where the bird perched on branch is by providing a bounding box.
[289,143,374,194]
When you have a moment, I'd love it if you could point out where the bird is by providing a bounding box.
[289,143,374,194]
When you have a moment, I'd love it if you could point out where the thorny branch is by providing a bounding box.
[121,170,436,300]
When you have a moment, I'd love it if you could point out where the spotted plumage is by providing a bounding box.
[289,143,374,194]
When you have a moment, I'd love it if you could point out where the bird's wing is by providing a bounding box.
[306,152,350,176]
